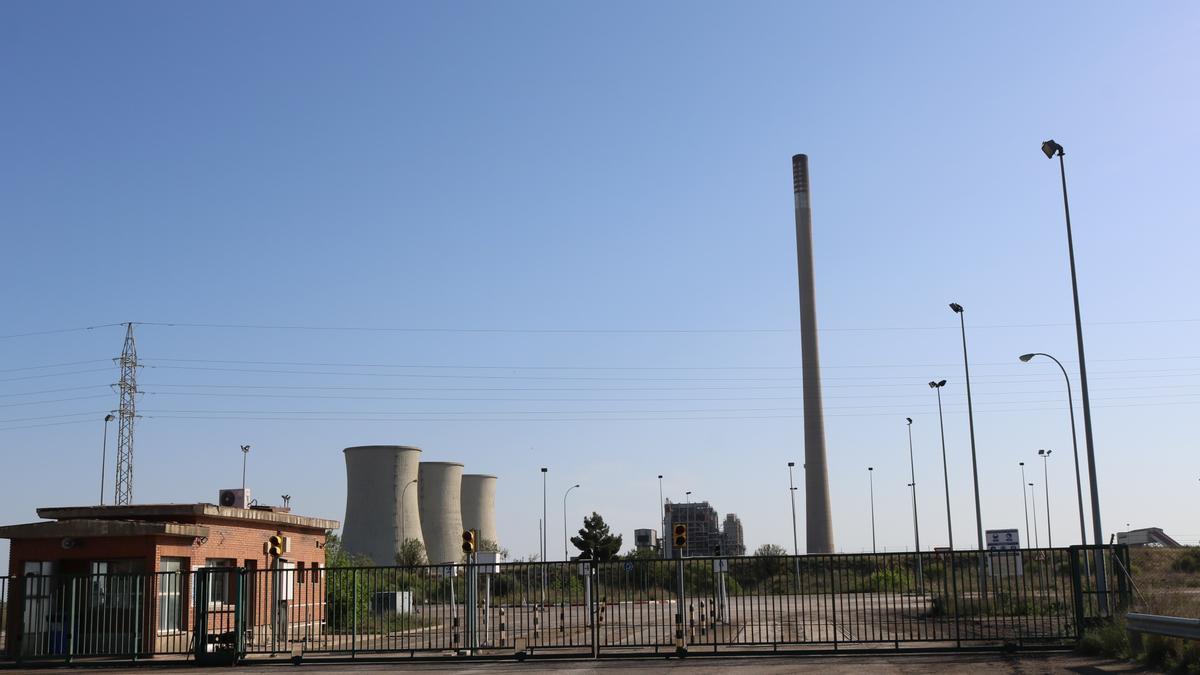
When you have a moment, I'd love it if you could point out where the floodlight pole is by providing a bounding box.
[1045,139,1107,611]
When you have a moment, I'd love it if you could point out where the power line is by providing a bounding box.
[0,359,112,373]
[0,367,116,383]
[0,323,126,340]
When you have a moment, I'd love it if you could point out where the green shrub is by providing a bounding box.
[1077,617,1128,658]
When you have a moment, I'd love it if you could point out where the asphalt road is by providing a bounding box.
[57,653,1152,674]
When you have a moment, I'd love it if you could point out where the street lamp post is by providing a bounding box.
[657,474,664,546]
[240,444,251,493]
[564,484,580,561]
[928,380,953,550]
[400,478,417,549]
[99,414,115,505]
[948,303,984,556]
[905,418,924,592]
[1029,482,1040,547]
[1039,449,1053,548]
[868,467,876,554]
[541,468,548,561]
[1042,138,1107,608]
[1020,462,1031,548]
[788,462,799,556]
[1021,353,1088,547]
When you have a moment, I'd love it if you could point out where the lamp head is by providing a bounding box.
[906,417,913,425]
[1041,140,1063,159]
[1019,353,1036,362]
[104,413,115,422]
[1020,461,1025,466]
[658,474,662,479]
[868,466,873,471]
[573,483,580,488]
[541,467,547,473]
[937,379,946,387]
[949,302,964,313]
[788,461,795,467]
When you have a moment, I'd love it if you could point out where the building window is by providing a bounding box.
[311,563,320,584]
[205,558,236,605]
[89,559,146,609]
[296,561,306,583]
[157,558,186,632]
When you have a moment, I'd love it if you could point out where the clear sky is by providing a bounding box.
[2,2,1198,572]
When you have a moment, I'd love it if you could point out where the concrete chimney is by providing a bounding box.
[793,154,834,553]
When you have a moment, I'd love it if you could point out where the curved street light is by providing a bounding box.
[399,478,417,549]
[564,484,580,561]
[1020,353,1088,547]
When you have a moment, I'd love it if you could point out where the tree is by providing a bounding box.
[395,538,426,567]
[570,512,623,561]
[754,543,787,557]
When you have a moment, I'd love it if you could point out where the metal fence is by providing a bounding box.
[1,545,1130,664]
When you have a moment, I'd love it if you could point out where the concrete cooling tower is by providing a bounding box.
[460,474,497,546]
[418,461,465,565]
[341,445,424,565]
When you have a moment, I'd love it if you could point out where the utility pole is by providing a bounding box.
[241,445,251,492]
[114,322,139,505]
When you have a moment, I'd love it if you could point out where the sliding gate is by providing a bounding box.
[3,545,1129,663]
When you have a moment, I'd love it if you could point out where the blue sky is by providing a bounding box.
[2,2,1198,572]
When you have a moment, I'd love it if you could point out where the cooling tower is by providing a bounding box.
[418,461,465,565]
[460,474,498,546]
[793,154,834,553]
[341,445,424,565]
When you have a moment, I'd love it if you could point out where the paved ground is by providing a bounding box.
[33,653,1153,674]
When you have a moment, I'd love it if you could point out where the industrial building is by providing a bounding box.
[721,513,746,556]
[460,474,497,546]
[662,500,745,558]
[634,528,658,553]
[0,497,338,658]
[341,445,424,566]
[341,446,500,567]
[417,461,466,566]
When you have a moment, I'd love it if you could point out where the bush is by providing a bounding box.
[1077,617,1128,658]
[1170,549,1200,574]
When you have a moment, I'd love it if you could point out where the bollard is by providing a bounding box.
[499,608,507,647]
[688,602,696,641]
[452,615,460,646]
[558,606,566,633]
[699,600,707,637]
[533,613,540,639]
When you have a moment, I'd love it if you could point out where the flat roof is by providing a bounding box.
[0,519,209,540]
[35,504,340,531]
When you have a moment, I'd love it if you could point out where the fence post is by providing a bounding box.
[674,558,686,655]
[350,569,358,659]
[1069,546,1085,638]
[65,577,76,664]
[193,570,208,662]
[234,568,246,661]
[590,560,599,659]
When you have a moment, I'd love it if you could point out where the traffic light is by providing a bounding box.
[462,529,476,555]
[714,543,722,557]
[268,534,284,557]
[672,524,687,549]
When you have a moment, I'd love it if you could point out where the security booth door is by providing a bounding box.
[21,561,55,655]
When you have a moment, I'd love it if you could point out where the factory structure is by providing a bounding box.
[341,445,498,566]
[660,500,745,558]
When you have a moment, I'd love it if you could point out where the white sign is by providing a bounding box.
[712,559,729,573]
[986,528,1020,550]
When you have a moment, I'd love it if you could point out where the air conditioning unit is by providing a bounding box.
[219,488,250,509]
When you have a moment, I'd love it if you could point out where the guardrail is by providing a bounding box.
[1126,613,1200,641]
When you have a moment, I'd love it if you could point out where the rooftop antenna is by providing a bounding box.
[113,322,139,505]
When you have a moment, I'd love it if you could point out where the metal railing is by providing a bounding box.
[1,545,1129,663]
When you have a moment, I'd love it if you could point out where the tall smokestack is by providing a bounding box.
[793,154,834,553]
